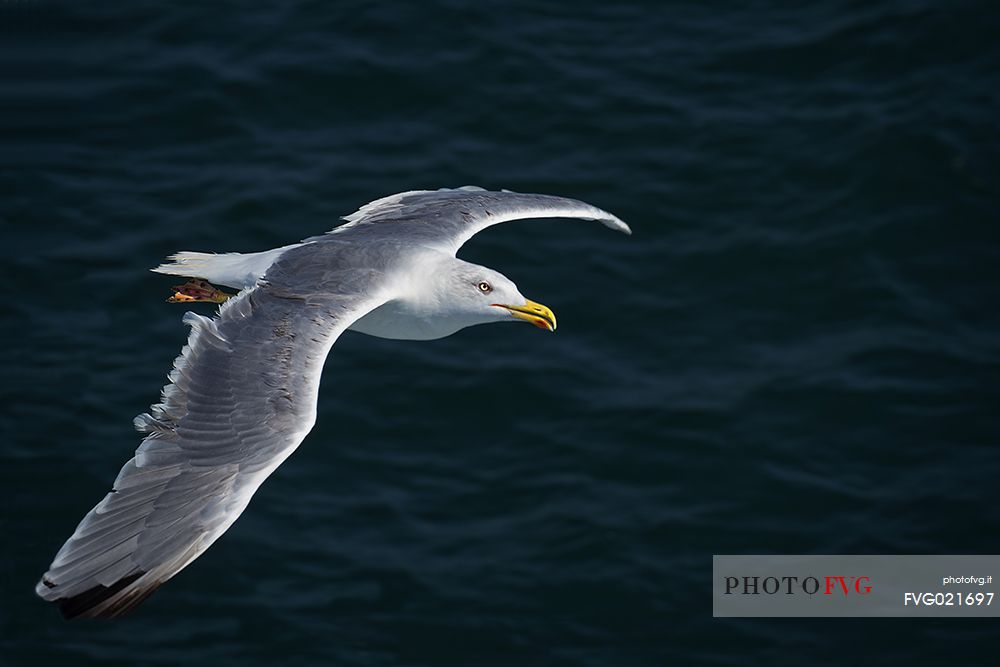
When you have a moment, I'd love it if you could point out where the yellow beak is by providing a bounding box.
[494,299,557,332]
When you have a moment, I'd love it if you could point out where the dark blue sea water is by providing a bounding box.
[2,1,999,664]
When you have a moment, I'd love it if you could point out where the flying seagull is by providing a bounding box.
[35,187,630,619]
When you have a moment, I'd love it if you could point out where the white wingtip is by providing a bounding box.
[602,215,631,235]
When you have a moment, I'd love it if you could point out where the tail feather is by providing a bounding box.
[151,245,301,290]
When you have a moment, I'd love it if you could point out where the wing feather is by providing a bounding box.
[36,246,391,618]
[331,186,630,254]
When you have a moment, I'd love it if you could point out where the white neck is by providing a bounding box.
[348,254,487,340]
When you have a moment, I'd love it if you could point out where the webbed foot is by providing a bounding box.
[167,279,233,304]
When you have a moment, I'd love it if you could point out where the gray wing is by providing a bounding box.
[36,245,391,618]
[328,186,630,254]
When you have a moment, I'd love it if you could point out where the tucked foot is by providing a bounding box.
[167,279,233,304]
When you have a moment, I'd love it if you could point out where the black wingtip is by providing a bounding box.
[53,571,160,620]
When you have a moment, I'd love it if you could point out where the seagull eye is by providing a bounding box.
[477,281,492,293]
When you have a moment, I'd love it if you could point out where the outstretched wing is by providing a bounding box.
[330,186,631,254]
[36,245,391,618]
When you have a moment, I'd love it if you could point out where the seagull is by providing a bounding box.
[35,187,630,618]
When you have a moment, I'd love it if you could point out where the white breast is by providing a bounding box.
[348,300,475,340]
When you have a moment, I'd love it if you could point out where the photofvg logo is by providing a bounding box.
[724,575,873,596]
[713,555,1000,617]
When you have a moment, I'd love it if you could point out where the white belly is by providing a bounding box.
[348,300,475,341]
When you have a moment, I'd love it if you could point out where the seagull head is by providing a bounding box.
[422,257,557,333]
